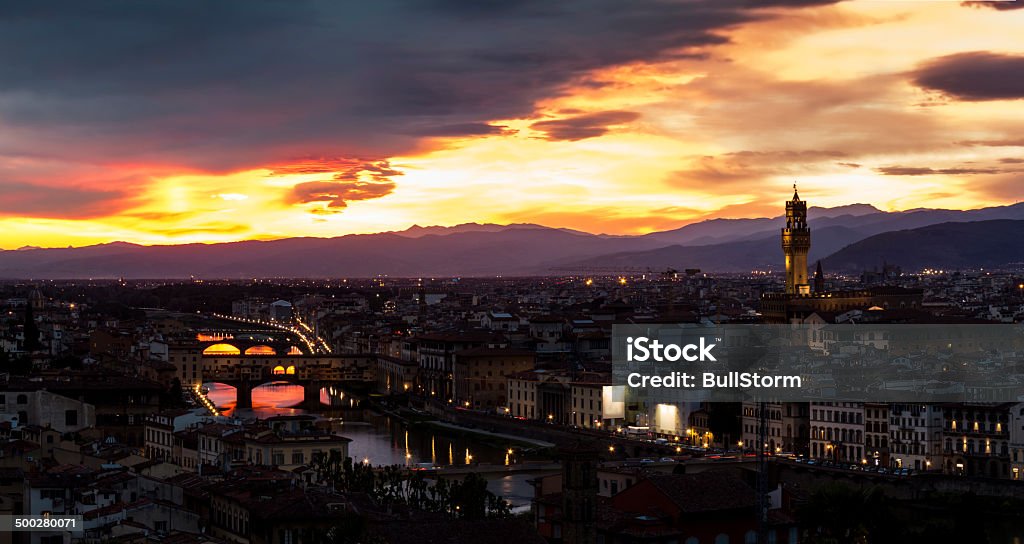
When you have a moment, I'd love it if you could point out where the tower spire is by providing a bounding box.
[782,186,811,295]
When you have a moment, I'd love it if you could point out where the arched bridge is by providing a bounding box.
[197,330,309,357]
[201,353,374,409]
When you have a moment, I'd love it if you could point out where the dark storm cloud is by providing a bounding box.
[0,0,833,175]
[530,111,641,141]
[911,52,1024,101]
[960,1,1024,10]
[404,123,516,137]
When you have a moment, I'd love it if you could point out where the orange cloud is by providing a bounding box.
[289,180,397,213]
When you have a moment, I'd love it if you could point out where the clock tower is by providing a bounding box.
[782,184,811,295]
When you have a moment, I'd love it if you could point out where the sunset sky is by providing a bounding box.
[1,0,1023,249]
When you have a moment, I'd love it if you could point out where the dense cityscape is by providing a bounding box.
[2,0,1023,542]
[0,191,1021,544]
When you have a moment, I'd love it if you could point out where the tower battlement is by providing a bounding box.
[782,184,810,294]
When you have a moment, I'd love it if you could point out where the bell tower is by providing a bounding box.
[782,184,811,295]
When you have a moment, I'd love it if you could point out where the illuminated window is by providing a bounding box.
[287,346,303,355]
[273,365,286,375]
[286,365,296,375]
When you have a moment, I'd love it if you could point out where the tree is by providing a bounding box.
[310,454,512,519]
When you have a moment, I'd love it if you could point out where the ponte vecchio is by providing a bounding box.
[170,330,373,409]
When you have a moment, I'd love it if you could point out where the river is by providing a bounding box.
[203,382,538,508]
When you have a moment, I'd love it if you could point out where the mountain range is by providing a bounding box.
[2,203,1022,278]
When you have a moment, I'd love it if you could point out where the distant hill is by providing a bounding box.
[391,222,594,238]
[645,202,1024,247]
[0,226,668,279]
[641,204,881,246]
[563,224,869,273]
[821,220,1024,271]
[3,205,1023,278]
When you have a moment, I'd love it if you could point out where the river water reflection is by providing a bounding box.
[204,382,537,508]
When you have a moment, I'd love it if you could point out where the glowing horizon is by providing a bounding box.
[1,1,1022,250]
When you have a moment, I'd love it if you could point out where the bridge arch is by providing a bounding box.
[203,343,241,356]
[245,345,277,355]
[203,379,325,413]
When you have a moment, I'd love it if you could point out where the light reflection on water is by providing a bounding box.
[202,382,536,507]
[205,381,339,418]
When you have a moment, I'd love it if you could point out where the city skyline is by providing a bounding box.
[1,1,1023,249]
[3,4,1024,542]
